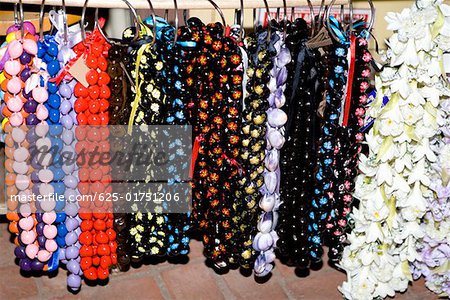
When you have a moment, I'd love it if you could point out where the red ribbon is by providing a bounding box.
[50,56,77,85]
[342,34,357,128]
[222,153,245,176]
[225,25,231,38]
[189,135,205,179]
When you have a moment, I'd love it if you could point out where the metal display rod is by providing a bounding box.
[0,0,347,9]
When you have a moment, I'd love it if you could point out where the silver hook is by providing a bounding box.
[366,0,375,34]
[98,0,140,45]
[164,9,169,20]
[290,6,295,22]
[39,0,46,41]
[253,8,257,33]
[282,0,287,40]
[206,0,226,36]
[173,0,179,45]
[144,0,157,46]
[39,0,68,43]
[18,0,25,39]
[262,0,272,43]
[349,0,354,33]
[183,9,188,26]
[306,0,315,37]
[317,0,325,31]
[81,0,106,45]
[61,0,69,44]
[325,0,342,42]
[14,3,19,25]
[239,0,244,42]
[415,0,424,10]
[80,0,92,44]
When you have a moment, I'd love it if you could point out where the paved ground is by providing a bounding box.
[0,221,438,300]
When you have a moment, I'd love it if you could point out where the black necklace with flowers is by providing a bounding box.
[234,25,274,270]
[156,19,198,256]
[124,25,169,262]
[188,18,245,267]
[308,18,348,263]
[326,24,374,265]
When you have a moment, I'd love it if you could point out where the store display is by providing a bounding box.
[1,0,450,299]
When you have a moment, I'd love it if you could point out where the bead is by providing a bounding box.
[47,60,61,76]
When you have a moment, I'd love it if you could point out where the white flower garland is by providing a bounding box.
[339,1,450,299]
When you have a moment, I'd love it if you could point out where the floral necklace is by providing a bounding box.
[308,16,348,263]
[235,25,273,272]
[340,1,450,298]
[126,23,168,261]
[326,23,373,265]
[148,16,193,256]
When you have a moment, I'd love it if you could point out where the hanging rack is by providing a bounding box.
[0,0,347,9]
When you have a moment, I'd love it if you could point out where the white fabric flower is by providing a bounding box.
[340,1,450,298]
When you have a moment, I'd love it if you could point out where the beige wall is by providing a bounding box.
[191,0,449,50]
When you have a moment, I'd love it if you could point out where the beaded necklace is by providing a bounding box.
[235,25,274,273]
[326,25,373,264]
[308,17,348,263]
[126,23,168,261]
[73,24,116,281]
[151,17,195,256]
[188,18,244,268]
[51,20,84,288]
[2,24,51,271]
[277,18,322,268]
[253,24,290,276]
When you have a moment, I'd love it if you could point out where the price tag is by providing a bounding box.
[68,56,90,88]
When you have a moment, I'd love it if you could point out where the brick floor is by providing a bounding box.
[0,221,441,300]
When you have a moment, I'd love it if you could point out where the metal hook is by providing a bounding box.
[82,0,125,44]
[145,0,157,46]
[282,0,287,40]
[325,0,342,42]
[80,0,97,44]
[366,0,375,34]
[173,0,179,45]
[183,9,188,27]
[307,0,316,37]
[98,0,140,45]
[39,0,68,43]
[206,0,226,36]
[349,0,354,33]
[317,0,326,31]
[61,0,69,44]
[18,0,25,39]
[237,0,244,42]
[290,6,295,22]
[164,9,169,20]
[253,8,257,33]
[14,3,19,25]
[39,0,46,41]
[262,0,272,43]
[415,0,424,10]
